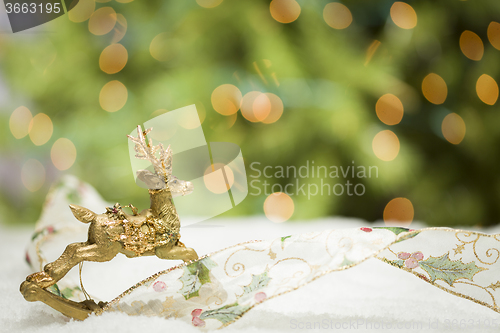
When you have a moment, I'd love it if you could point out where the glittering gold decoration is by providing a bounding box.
[20,125,198,320]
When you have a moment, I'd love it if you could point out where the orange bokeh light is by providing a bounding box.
[241,91,262,122]
[51,138,77,171]
[149,32,173,62]
[211,84,242,116]
[68,0,95,23]
[99,80,128,112]
[21,159,45,192]
[383,197,414,227]
[203,163,234,194]
[459,30,484,61]
[99,43,128,74]
[422,73,448,105]
[390,2,417,29]
[323,2,352,30]
[270,0,301,24]
[441,113,466,145]
[261,93,284,124]
[196,0,223,8]
[372,130,400,161]
[9,106,32,139]
[476,74,499,106]
[88,7,117,36]
[28,113,53,146]
[375,94,404,125]
[111,14,127,44]
[264,192,294,223]
[488,22,500,51]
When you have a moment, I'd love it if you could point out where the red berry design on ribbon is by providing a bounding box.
[398,251,424,269]
[254,292,267,303]
[192,316,206,327]
[191,309,206,327]
[153,281,166,292]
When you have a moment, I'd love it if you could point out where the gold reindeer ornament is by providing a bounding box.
[20,125,198,320]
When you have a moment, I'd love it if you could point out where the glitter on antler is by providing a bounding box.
[127,125,172,182]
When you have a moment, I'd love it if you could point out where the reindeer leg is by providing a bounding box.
[26,242,89,289]
[155,243,198,262]
[20,281,94,320]
[22,241,122,319]
[27,242,122,289]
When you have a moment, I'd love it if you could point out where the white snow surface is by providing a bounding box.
[2,217,500,333]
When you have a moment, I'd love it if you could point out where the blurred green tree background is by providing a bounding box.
[1,0,500,227]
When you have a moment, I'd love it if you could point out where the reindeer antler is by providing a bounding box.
[127,125,172,182]
[128,125,194,196]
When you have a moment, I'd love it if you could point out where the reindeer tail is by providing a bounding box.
[69,204,96,223]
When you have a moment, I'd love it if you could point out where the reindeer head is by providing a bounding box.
[128,125,193,197]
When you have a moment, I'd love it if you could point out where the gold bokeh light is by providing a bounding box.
[178,110,201,129]
[421,73,448,105]
[111,14,127,44]
[476,74,499,105]
[390,2,417,30]
[459,30,484,61]
[241,91,262,122]
[211,84,242,116]
[270,0,301,24]
[252,93,272,122]
[68,0,95,23]
[375,94,404,125]
[88,7,117,36]
[383,197,414,227]
[323,2,353,30]
[51,138,77,171]
[442,113,466,145]
[99,80,128,112]
[28,113,53,146]
[261,93,284,124]
[150,32,172,62]
[488,21,500,51]
[372,130,400,161]
[264,192,294,223]
[99,43,128,74]
[196,0,223,8]
[21,159,45,192]
[9,106,32,139]
[203,163,235,194]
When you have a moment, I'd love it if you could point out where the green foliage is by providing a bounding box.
[1,0,500,226]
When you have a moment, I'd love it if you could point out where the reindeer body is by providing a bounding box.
[77,188,183,257]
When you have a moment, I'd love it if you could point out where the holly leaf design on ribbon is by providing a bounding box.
[281,235,291,243]
[373,227,410,235]
[61,286,80,299]
[179,257,217,300]
[340,256,355,267]
[48,283,61,297]
[419,253,485,286]
[393,259,404,268]
[200,302,251,324]
[242,271,271,295]
[373,227,420,243]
